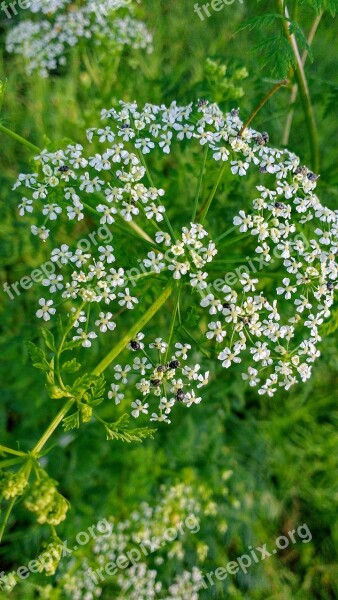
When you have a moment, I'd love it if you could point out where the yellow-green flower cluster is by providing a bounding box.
[24,473,69,525]
[0,470,28,500]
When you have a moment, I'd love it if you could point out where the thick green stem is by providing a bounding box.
[0,124,40,153]
[92,282,173,375]
[31,398,76,456]
[279,1,320,172]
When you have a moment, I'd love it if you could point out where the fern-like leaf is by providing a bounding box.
[104,414,156,443]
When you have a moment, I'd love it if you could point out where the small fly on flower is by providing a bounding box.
[176,389,185,401]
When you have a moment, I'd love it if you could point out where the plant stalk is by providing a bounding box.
[31,398,76,456]
[197,162,227,224]
[279,1,320,172]
[0,124,40,153]
[239,79,289,137]
[282,11,323,146]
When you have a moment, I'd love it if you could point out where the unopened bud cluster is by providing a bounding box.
[0,470,28,500]
[24,473,69,525]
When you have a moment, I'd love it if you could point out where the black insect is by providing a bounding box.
[295,166,307,176]
[156,364,168,373]
[255,134,268,146]
[327,282,334,291]
[275,202,286,209]
[150,379,161,387]
[223,302,231,309]
[240,317,250,326]
[168,360,180,369]
[176,389,185,401]
[130,340,141,351]
[58,165,69,172]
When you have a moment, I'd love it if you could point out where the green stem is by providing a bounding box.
[282,11,323,146]
[0,497,16,543]
[92,282,173,375]
[192,146,208,221]
[214,225,238,244]
[0,124,40,153]
[31,398,76,456]
[239,79,289,137]
[279,1,319,172]
[0,445,26,457]
[164,283,181,362]
[197,162,227,224]
[136,150,176,241]
[0,457,25,469]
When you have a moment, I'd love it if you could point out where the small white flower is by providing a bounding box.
[98,245,115,264]
[95,312,116,333]
[108,384,124,405]
[36,298,56,321]
[149,338,168,354]
[159,131,173,154]
[206,321,226,343]
[118,288,138,309]
[231,160,249,176]
[131,399,149,418]
[114,364,131,384]
[73,328,97,348]
[174,342,191,360]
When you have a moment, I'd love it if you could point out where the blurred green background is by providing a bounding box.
[0,1,337,598]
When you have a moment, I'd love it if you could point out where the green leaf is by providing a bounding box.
[104,414,156,443]
[26,341,50,371]
[289,21,313,60]
[70,373,105,404]
[41,328,56,352]
[253,34,295,78]
[88,374,106,406]
[236,13,284,33]
[62,358,81,373]
[62,411,80,432]
[47,385,71,400]
[62,339,83,352]
[300,0,338,16]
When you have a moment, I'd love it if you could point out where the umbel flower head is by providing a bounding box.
[6,0,153,77]
[14,100,337,406]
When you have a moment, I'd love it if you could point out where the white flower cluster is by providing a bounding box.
[60,482,213,600]
[35,238,146,344]
[141,223,217,288]
[15,100,337,398]
[110,334,209,424]
[6,0,153,77]
[201,166,337,397]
